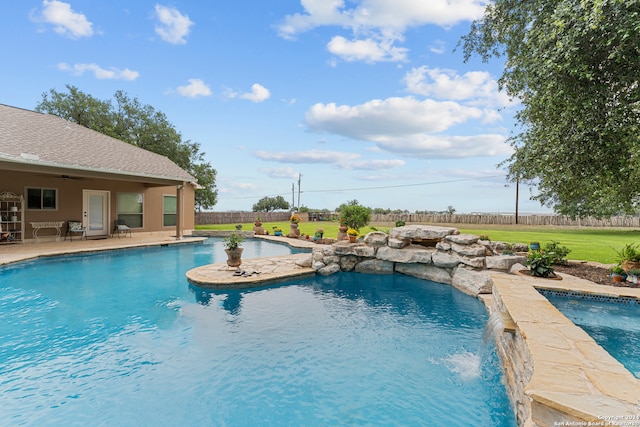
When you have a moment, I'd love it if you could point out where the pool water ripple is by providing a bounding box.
[0,239,516,426]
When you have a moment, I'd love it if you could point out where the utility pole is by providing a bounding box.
[297,173,302,212]
[515,178,519,225]
[291,183,295,212]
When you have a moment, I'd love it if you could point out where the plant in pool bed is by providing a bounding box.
[526,249,555,278]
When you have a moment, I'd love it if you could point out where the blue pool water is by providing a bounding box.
[546,293,640,378]
[0,239,516,426]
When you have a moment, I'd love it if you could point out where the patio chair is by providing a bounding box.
[0,222,13,242]
[64,220,86,241]
[112,219,132,238]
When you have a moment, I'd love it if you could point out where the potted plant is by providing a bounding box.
[272,226,283,236]
[290,213,301,224]
[223,232,244,268]
[615,243,640,272]
[253,217,265,235]
[395,219,406,227]
[313,228,324,241]
[610,265,627,283]
[347,228,359,243]
[529,241,540,251]
[289,213,301,237]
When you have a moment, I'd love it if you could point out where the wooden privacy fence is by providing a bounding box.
[196,211,308,225]
[370,213,640,227]
[196,211,640,227]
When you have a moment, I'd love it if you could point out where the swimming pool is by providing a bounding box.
[0,238,516,426]
[544,291,640,379]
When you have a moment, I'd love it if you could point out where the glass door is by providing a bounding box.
[83,190,110,237]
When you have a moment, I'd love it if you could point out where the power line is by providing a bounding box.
[301,175,506,193]
[220,174,506,201]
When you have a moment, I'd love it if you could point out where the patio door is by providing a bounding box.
[83,190,110,237]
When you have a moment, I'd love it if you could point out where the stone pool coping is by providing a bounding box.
[490,272,640,426]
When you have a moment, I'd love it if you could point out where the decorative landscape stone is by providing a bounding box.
[311,225,527,297]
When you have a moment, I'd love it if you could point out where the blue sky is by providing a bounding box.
[0,1,549,214]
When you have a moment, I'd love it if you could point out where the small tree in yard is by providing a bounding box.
[338,200,371,231]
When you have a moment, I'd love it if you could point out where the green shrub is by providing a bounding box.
[615,243,640,262]
[339,202,372,231]
[543,241,571,265]
[527,250,555,277]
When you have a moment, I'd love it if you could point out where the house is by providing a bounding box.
[0,103,197,241]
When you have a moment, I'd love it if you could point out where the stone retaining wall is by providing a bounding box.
[311,225,526,297]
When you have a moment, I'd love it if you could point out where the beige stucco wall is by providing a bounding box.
[0,170,195,239]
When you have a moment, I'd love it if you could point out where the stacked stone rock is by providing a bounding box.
[311,225,526,297]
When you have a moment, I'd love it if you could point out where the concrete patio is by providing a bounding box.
[0,234,207,266]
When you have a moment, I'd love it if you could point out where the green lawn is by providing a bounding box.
[196,222,640,264]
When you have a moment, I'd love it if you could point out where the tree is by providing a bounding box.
[338,200,372,230]
[461,0,640,218]
[35,85,218,210]
[252,196,290,212]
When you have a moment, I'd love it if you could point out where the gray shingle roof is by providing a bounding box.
[0,104,196,183]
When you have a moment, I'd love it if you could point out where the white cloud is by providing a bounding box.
[339,159,406,170]
[259,167,300,179]
[226,84,271,103]
[219,180,259,193]
[240,84,271,103]
[255,149,405,171]
[277,0,487,38]
[327,35,407,63]
[306,97,483,139]
[429,40,446,54]
[403,66,513,108]
[35,0,93,38]
[154,5,193,45]
[57,63,139,80]
[304,97,511,159]
[372,134,511,159]
[276,0,488,63]
[176,79,212,98]
[255,149,357,164]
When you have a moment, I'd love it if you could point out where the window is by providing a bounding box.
[163,195,176,227]
[117,193,143,228]
[26,188,57,210]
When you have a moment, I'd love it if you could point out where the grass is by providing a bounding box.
[195,222,640,264]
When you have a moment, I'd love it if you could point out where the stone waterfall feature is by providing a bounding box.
[311,225,526,297]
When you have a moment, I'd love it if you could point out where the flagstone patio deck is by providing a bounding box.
[0,234,207,266]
